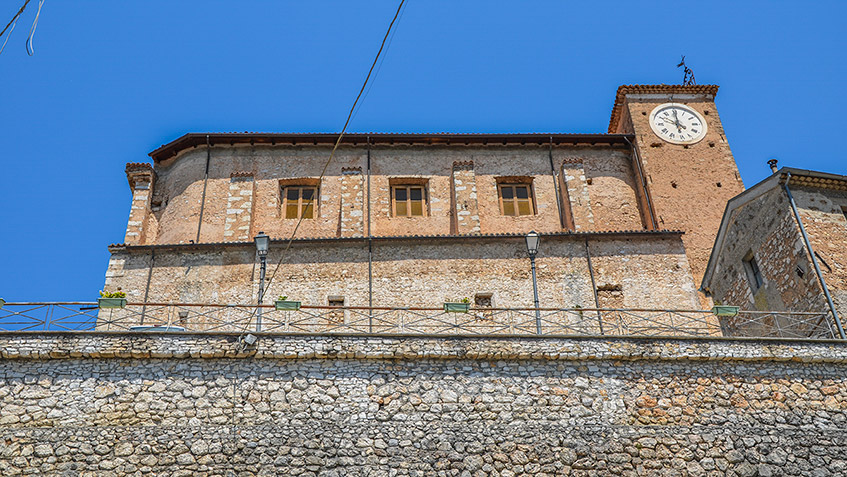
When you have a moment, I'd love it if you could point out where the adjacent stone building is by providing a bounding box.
[103,85,744,330]
[702,165,847,338]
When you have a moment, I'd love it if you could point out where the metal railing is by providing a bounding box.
[0,302,839,339]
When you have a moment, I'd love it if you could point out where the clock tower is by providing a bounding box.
[609,84,745,292]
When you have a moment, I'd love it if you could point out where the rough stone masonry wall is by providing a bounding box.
[791,185,847,318]
[621,96,745,286]
[708,187,825,315]
[143,143,644,246]
[104,234,700,313]
[1,333,847,476]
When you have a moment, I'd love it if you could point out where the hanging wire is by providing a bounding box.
[25,0,44,56]
[0,0,30,56]
[261,0,406,295]
[233,0,407,342]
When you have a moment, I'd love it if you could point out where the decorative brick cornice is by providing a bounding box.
[452,160,473,170]
[784,172,847,192]
[125,162,153,173]
[608,84,720,133]
[125,163,156,190]
[341,166,363,175]
[230,171,254,178]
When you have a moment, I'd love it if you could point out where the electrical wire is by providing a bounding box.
[25,0,44,56]
[234,0,407,341]
[261,0,406,296]
[0,0,30,56]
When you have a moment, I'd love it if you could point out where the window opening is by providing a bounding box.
[282,186,317,219]
[743,252,763,292]
[327,296,345,322]
[498,183,534,216]
[474,293,493,307]
[392,185,427,217]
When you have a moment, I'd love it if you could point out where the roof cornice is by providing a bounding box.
[109,229,683,253]
[148,132,634,163]
[608,84,720,133]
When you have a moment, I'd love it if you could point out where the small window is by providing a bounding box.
[743,252,763,292]
[498,183,534,216]
[327,296,345,322]
[474,293,493,307]
[392,185,427,217]
[841,206,847,224]
[282,186,318,219]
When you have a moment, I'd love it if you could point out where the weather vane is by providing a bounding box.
[677,55,696,86]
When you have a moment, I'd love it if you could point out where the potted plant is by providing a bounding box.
[98,290,127,309]
[443,297,471,313]
[712,305,740,317]
[274,295,301,311]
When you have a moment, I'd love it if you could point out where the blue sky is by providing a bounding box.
[1,1,845,301]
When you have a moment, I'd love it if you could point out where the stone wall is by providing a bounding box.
[613,89,745,288]
[707,187,826,315]
[104,233,700,313]
[1,333,846,475]
[792,185,847,318]
[142,143,645,246]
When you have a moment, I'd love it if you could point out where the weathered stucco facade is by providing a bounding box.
[104,85,744,320]
[703,168,847,337]
[1,333,847,475]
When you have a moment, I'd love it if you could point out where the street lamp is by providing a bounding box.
[525,231,541,334]
[254,232,270,332]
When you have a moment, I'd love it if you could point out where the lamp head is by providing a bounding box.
[525,231,540,256]
[254,232,270,257]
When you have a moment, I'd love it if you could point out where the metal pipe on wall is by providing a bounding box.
[367,136,374,332]
[548,136,565,229]
[584,237,603,335]
[195,135,212,243]
[783,171,845,339]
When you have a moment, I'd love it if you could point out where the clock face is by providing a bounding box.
[648,103,708,145]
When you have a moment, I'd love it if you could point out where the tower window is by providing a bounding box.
[498,183,534,216]
[743,252,763,292]
[392,185,427,217]
[282,186,318,219]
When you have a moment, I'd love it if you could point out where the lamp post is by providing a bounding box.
[525,231,541,334]
[254,232,270,332]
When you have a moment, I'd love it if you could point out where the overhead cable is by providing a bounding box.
[25,0,44,56]
[0,0,30,56]
[262,0,407,295]
[234,0,407,341]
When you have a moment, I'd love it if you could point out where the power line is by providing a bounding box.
[236,0,407,338]
[261,0,406,295]
[0,0,30,56]
[0,0,30,39]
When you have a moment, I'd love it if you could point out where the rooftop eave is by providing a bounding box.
[608,84,720,133]
[148,132,635,163]
[700,166,847,290]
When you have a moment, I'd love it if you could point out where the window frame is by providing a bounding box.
[391,184,428,217]
[281,185,318,220]
[497,182,535,216]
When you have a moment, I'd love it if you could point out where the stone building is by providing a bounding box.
[104,84,744,328]
[702,164,847,338]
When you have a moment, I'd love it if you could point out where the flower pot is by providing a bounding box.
[712,305,739,317]
[275,300,301,311]
[444,302,470,313]
[98,298,127,309]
